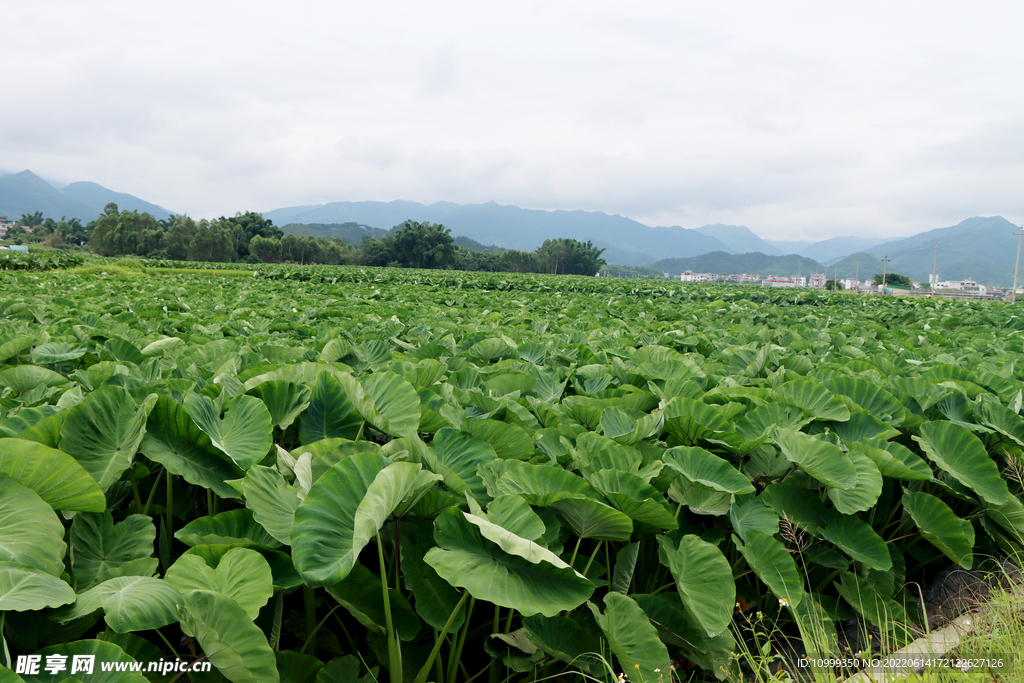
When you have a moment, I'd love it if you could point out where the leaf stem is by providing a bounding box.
[143,468,163,517]
[269,591,284,651]
[376,531,402,683]
[582,540,604,576]
[448,596,476,683]
[129,470,142,509]
[300,604,342,654]
[153,627,180,659]
[569,535,583,567]
[303,584,318,659]
[413,591,470,683]
[165,473,173,560]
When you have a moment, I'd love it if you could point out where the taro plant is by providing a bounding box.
[0,267,1022,683]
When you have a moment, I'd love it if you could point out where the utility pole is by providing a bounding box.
[1014,226,1023,304]
[932,243,939,291]
[881,256,890,293]
[855,261,859,293]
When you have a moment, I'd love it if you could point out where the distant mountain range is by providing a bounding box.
[864,216,1020,287]
[651,252,825,278]
[265,200,735,263]
[3,168,1019,286]
[0,170,174,221]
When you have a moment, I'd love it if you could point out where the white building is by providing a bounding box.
[935,278,985,294]
[762,278,797,288]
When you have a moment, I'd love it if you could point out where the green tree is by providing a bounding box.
[391,221,457,269]
[218,212,282,260]
[249,235,282,263]
[17,211,44,229]
[88,205,158,257]
[873,272,912,287]
[536,238,606,275]
[166,216,198,260]
[825,279,844,291]
[359,235,396,266]
[500,249,539,273]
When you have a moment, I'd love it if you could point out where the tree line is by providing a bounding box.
[3,206,606,275]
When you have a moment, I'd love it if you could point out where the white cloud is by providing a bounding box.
[2,0,1022,240]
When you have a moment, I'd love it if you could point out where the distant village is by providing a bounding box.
[672,269,1015,299]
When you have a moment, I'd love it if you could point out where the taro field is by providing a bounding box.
[1,266,1024,683]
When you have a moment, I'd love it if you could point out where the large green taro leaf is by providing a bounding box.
[424,507,594,617]
[821,376,905,426]
[424,427,497,502]
[0,563,75,611]
[588,469,678,531]
[549,496,634,541]
[662,397,732,446]
[830,413,900,444]
[246,380,311,431]
[777,379,850,422]
[826,449,882,514]
[20,640,148,683]
[31,341,86,365]
[337,371,420,438]
[856,439,932,481]
[729,498,780,541]
[902,491,975,569]
[0,476,67,576]
[759,479,826,535]
[59,387,157,491]
[57,577,181,633]
[817,510,891,571]
[463,418,535,460]
[771,428,857,489]
[299,372,363,444]
[291,453,427,585]
[732,531,803,608]
[888,377,950,411]
[181,544,301,591]
[166,548,273,636]
[139,395,244,499]
[662,446,754,494]
[735,402,813,441]
[0,438,104,511]
[493,463,601,505]
[0,365,69,395]
[184,392,273,470]
[657,534,735,638]
[175,509,281,548]
[14,409,66,448]
[242,465,301,545]
[976,401,1024,448]
[179,590,279,683]
[480,496,546,543]
[913,421,1011,505]
[71,513,157,590]
[522,614,603,675]
[588,593,671,682]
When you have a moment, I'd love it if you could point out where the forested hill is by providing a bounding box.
[279,222,389,244]
[651,251,825,277]
[280,222,506,253]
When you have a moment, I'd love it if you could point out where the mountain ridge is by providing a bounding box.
[0,170,175,221]
[264,200,735,261]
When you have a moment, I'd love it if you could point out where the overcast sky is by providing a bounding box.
[3,1,1022,240]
